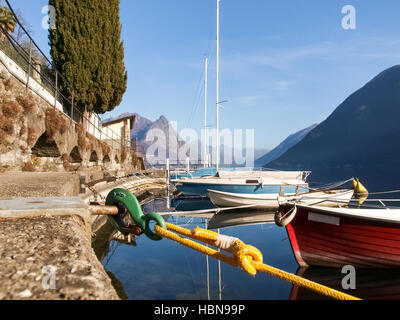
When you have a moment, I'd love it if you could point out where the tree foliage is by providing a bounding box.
[48,0,127,114]
[0,5,16,36]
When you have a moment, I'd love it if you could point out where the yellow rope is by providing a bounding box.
[154,223,361,301]
[165,223,263,275]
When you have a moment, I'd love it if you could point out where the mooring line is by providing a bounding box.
[94,188,362,301]
[153,223,361,301]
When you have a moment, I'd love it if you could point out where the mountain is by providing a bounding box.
[131,113,153,141]
[130,113,267,167]
[131,114,185,163]
[253,148,270,163]
[255,124,318,167]
[268,65,400,191]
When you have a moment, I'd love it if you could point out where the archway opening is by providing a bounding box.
[69,146,82,163]
[103,154,111,164]
[90,151,98,163]
[31,132,61,158]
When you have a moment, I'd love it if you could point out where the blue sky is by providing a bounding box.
[5,0,400,149]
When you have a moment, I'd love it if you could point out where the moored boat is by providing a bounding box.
[277,202,400,268]
[172,171,310,196]
[170,167,217,180]
[208,188,354,209]
[171,0,312,198]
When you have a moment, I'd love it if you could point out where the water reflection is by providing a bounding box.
[208,211,275,230]
[95,196,400,300]
[171,196,215,212]
[290,267,400,300]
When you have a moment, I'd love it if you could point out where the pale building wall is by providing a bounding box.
[101,118,133,149]
[0,49,64,114]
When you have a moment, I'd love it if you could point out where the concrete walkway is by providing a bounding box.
[0,172,166,300]
[0,172,80,199]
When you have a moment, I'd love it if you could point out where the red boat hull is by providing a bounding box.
[280,204,400,268]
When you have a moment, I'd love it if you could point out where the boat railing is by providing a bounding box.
[258,167,282,172]
[302,171,312,181]
[298,197,400,210]
[294,197,352,207]
[257,168,312,179]
[186,170,194,179]
[348,198,400,210]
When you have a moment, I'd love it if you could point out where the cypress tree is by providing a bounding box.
[48,0,127,114]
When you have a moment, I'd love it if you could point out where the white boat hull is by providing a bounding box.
[287,189,355,207]
[208,189,354,209]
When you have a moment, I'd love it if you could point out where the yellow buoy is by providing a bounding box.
[353,178,368,194]
[352,178,369,204]
[352,179,358,190]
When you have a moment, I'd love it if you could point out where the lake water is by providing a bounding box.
[97,196,400,300]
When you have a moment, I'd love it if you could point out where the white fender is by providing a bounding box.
[275,205,297,227]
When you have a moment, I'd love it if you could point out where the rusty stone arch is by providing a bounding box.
[69,146,82,163]
[89,151,98,163]
[31,132,61,158]
[103,154,111,164]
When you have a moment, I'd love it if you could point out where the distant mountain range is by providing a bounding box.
[131,113,185,158]
[255,124,318,167]
[127,113,268,167]
[268,65,400,191]
[131,113,154,142]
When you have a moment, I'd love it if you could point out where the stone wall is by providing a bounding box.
[0,215,120,300]
[0,55,144,174]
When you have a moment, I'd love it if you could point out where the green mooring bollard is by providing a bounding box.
[105,188,166,241]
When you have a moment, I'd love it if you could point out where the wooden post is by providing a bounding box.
[166,158,170,185]
[99,117,102,140]
[71,91,74,121]
[26,39,33,92]
[79,176,86,194]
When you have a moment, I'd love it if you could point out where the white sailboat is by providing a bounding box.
[173,0,310,196]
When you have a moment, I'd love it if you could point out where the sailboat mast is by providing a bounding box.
[204,57,208,168]
[216,0,220,172]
